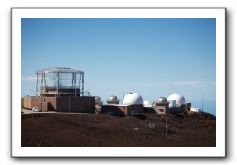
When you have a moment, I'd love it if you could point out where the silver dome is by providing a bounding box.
[157,97,167,104]
[107,95,119,104]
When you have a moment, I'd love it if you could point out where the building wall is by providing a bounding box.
[41,88,80,97]
[154,103,187,114]
[23,96,38,109]
[22,96,95,113]
[101,105,125,116]
[154,105,167,114]
[101,104,143,116]
[125,105,143,116]
[143,107,155,113]
[22,96,56,111]
[154,103,169,114]
[23,96,30,109]
[56,96,95,113]
[41,97,57,111]
[21,97,24,108]
[41,102,49,112]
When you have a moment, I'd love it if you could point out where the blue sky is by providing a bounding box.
[21,18,216,115]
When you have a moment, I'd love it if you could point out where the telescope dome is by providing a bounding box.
[123,93,143,105]
[167,93,186,107]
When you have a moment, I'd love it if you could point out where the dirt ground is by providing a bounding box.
[21,112,216,147]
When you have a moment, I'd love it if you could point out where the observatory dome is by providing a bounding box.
[107,95,118,102]
[167,93,186,107]
[143,100,153,108]
[107,95,119,104]
[123,93,143,105]
[157,97,167,104]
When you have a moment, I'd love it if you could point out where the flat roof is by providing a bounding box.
[36,67,84,74]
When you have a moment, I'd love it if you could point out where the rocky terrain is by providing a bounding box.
[21,112,216,147]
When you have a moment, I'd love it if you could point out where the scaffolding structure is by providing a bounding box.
[35,67,85,97]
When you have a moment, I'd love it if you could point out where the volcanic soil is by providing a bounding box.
[21,112,216,147]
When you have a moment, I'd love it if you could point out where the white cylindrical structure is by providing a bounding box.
[123,93,143,105]
[168,100,176,108]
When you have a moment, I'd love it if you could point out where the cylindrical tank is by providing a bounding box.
[168,100,176,108]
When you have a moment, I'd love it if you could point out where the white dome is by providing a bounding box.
[123,93,143,105]
[143,100,153,108]
[167,93,186,107]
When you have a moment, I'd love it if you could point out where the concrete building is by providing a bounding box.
[153,94,190,114]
